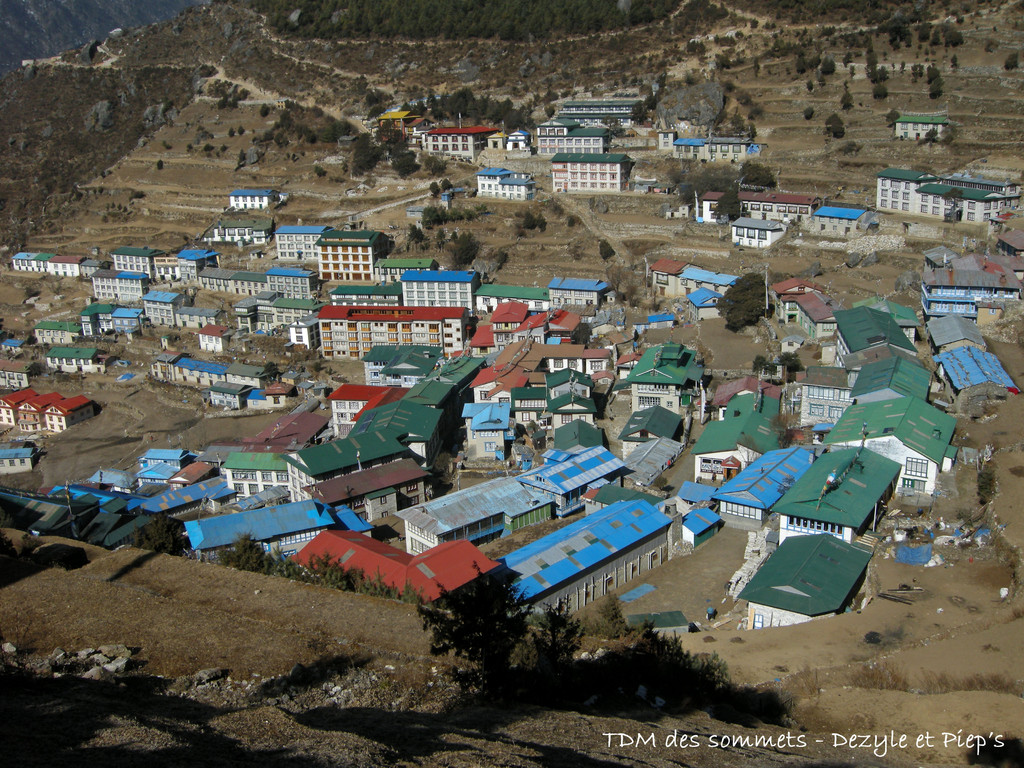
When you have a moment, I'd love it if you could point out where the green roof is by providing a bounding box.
[824,396,955,464]
[834,307,917,354]
[593,485,661,506]
[774,448,901,529]
[46,346,99,359]
[329,284,402,296]
[851,297,918,327]
[546,393,597,415]
[738,534,872,616]
[230,270,268,283]
[222,451,288,471]
[226,363,268,378]
[916,183,1000,202]
[361,345,441,363]
[286,432,407,477]
[567,127,611,138]
[376,258,438,270]
[403,379,456,408]
[876,168,938,182]
[511,386,548,407]
[35,321,80,334]
[691,393,780,456]
[427,356,485,386]
[31,252,55,262]
[353,400,441,444]
[849,357,930,401]
[318,229,383,246]
[897,113,949,125]
[545,368,594,390]
[553,420,605,450]
[618,406,682,442]
[625,343,703,388]
[551,152,631,163]
[111,246,165,257]
[475,284,550,301]
[272,298,325,310]
[81,303,115,316]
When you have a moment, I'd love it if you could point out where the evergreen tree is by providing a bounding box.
[721,272,769,332]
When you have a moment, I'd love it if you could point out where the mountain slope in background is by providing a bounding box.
[0,0,208,73]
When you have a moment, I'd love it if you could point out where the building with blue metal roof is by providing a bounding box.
[685,286,724,322]
[184,499,368,557]
[400,270,480,310]
[681,507,722,547]
[547,278,612,308]
[813,206,867,220]
[139,479,235,516]
[934,346,1019,403]
[711,446,816,529]
[811,206,874,239]
[501,499,673,611]
[516,445,630,517]
[462,402,513,461]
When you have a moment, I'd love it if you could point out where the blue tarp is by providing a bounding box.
[895,540,933,565]
[620,583,657,603]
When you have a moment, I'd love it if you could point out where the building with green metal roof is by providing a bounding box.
[553,419,605,451]
[824,396,956,494]
[546,392,597,426]
[834,306,917,368]
[625,343,703,414]
[285,432,410,494]
[691,392,780,482]
[222,451,290,497]
[849,356,931,403]
[351,400,443,468]
[618,406,682,458]
[775,447,901,544]
[739,534,872,628]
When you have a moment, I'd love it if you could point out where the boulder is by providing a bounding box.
[799,260,823,278]
[79,41,99,65]
[97,644,131,658]
[860,251,879,267]
[84,101,114,132]
[895,270,920,292]
[103,656,129,675]
[2,642,17,654]
[245,146,263,167]
[81,667,110,682]
[844,252,863,268]
[195,667,228,684]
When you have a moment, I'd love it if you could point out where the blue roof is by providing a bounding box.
[814,206,867,220]
[184,500,361,550]
[230,189,274,196]
[679,267,738,286]
[64,483,146,512]
[647,313,675,323]
[476,167,512,176]
[111,308,144,318]
[247,390,267,401]
[142,291,181,303]
[401,269,477,283]
[677,482,717,503]
[462,402,511,430]
[174,357,229,375]
[177,249,219,261]
[111,271,148,280]
[674,138,705,146]
[548,277,611,292]
[934,346,1017,391]
[266,267,313,277]
[88,469,136,487]
[686,287,723,307]
[517,445,627,495]
[2,339,24,348]
[140,449,191,462]
[712,447,816,511]
[0,448,34,460]
[275,225,331,235]
[136,464,179,481]
[682,507,721,534]
[140,479,234,515]
[502,500,672,599]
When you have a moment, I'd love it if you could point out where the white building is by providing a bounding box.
[198,324,232,354]
[401,270,480,310]
[731,217,787,248]
[203,217,273,246]
[288,314,320,350]
[550,153,632,193]
[475,168,537,201]
[110,247,164,279]
[422,127,497,162]
[91,269,150,303]
[535,119,610,155]
[228,189,279,210]
[275,225,331,261]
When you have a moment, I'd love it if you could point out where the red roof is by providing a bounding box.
[582,348,610,359]
[318,305,466,322]
[617,352,641,365]
[306,458,427,505]
[169,461,216,485]
[514,314,547,332]
[426,126,498,136]
[46,394,94,415]
[701,191,724,201]
[469,324,495,349]
[770,277,825,296]
[199,324,230,337]
[328,384,404,402]
[352,387,409,422]
[998,229,1024,251]
[263,382,296,396]
[649,258,687,275]
[548,309,581,332]
[0,360,30,373]
[47,254,84,264]
[245,412,330,449]
[711,376,766,407]
[22,392,65,412]
[491,301,529,324]
[294,531,499,601]
[739,191,818,206]
[0,388,39,407]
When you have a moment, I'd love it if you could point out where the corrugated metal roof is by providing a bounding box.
[712,447,816,510]
[517,445,627,495]
[140,479,234,514]
[184,499,362,550]
[935,346,1017,392]
[395,476,548,536]
[502,500,672,600]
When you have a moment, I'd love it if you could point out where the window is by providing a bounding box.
[905,457,929,478]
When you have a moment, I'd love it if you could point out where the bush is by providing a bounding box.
[978,463,997,505]
[872,83,888,99]
[585,595,630,638]
[824,113,845,138]
[1005,53,1019,71]
[155,159,163,170]
[803,106,815,120]
[259,104,270,117]
[722,272,770,331]
[599,240,615,260]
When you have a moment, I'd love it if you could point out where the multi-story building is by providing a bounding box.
[875,167,938,214]
[45,254,84,278]
[556,98,641,126]
[809,206,873,237]
[176,249,219,282]
[535,119,610,155]
[920,253,1022,320]
[670,135,759,163]
[222,451,291,498]
[401,270,480,309]
[34,321,80,346]
[45,347,107,374]
[317,305,470,359]
[475,168,537,201]
[0,360,34,389]
[548,277,611,307]
[374,257,438,284]
[796,366,852,426]
[288,315,320,350]
[275,225,331,261]
[731,217,787,248]
[174,306,224,329]
[624,343,703,414]
[110,246,165,279]
[315,229,392,283]
[142,291,187,326]
[877,167,1020,221]
[740,191,820,223]
[894,113,950,140]
[228,189,279,210]
[111,308,145,334]
[90,269,150,303]
[329,283,403,306]
[79,303,117,336]
[422,127,498,162]
[198,324,232,354]
[11,252,53,272]
[474,284,550,313]
[203,217,273,246]
[551,153,632,193]
[265,267,317,299]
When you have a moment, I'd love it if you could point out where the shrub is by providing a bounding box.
[824,113,845,138]
[155,159,164,170]
[585,595,630,638]
[803,106,815,120]
[872,83,888,99]
[1006,53,1020,71]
